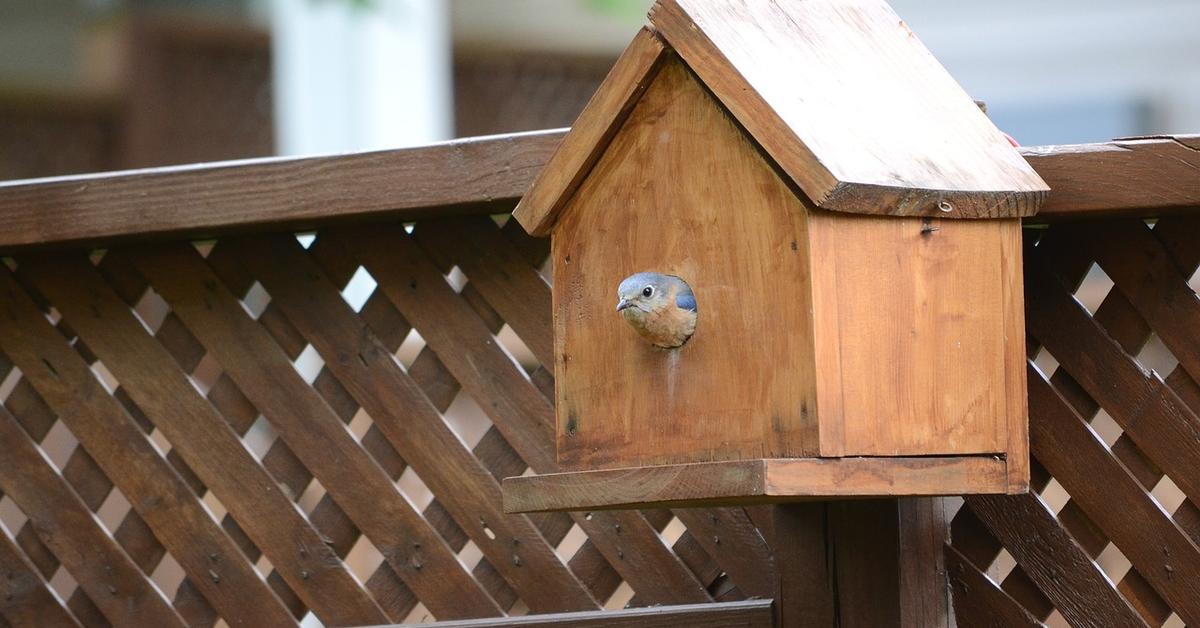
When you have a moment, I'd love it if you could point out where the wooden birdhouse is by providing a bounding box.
[504,0,1048,512]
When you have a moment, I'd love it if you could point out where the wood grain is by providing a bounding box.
[552,54,820,470]
[504,456,1009,512]
[513,27,667,236]
[0,492,83,628]
[945,544,1043,628]
[649,0,1048,218]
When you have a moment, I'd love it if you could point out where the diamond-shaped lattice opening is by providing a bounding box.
[40,419,79,470]
[344,532,384,582]
[443,390,495,451]
[0,364,20,403]
[1088,409,1123,448]
[1038,477,1071,515]
[396,467,434,512]
[445,265,468,293]
[1134,333,1178,379]
[151,552,186,599]
[1030,346,1060,381]
[495,324,538,373]
[1151,475,1187,515]
[604,581,635,610]
[242,414,278,462]
[297,477,327,516]
[293,344,325,385]
[341,266,377,313]
[402,601,434,625]
[295,233,317,249]
[148,427,173,458]
[90,359,120,394]
[1095,541,1131,583]
[659,516,687,547]
[253,553,276,580]
[0,495,27,531]
[991,548,1017,584]
[201,489,229,523]
[48,564,78,601]
[348,407,374,441]
[96,487,132,535]
[1073,262,1114,316]
[1164,612,1185,627]
[396,329,427,370]
[458,539,484,572]
[1044,609,1068,627]
[133,287,171,334]
[554,524,587,564]
[241,281,271,320]
[188,353,223,396]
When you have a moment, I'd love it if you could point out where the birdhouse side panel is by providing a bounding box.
[552,56,820,472]
[807,210,1022,457]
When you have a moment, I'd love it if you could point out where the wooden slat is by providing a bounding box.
[16,253,385,627]
[945,544,1044,628]
[0,266,294,627]
[0,407,185,628]
[0,522,81,628]
[0,130,562,251]
[965,493,1145,627]
[377,599,773,628]
[342,226,714,605]
[225,233,599,614]
[513,28,667,236]
[1027,365,1200,623]
[0,132,1194,252]
[126,243,504,620]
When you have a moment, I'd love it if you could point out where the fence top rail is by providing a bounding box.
[0,130,1195,252]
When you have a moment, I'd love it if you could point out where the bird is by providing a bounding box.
[615,272,697,349]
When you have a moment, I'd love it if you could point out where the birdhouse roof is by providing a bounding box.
[513,0,1049,236]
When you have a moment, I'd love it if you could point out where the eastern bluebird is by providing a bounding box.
[616,272,697,349]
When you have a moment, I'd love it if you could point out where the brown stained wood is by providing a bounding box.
[1024,247,1200,507]
[0,130,561,252]
[966,493,1145,628]
[513,27,667,236]
[225,234,599,614]
[945,544,1043,628]
[552,55,820,469]
[0,523,81,628]
[771,504,834,628]
[16,254,386,627]
[370,600,773,628]
[808,211,1023,459]
[1026,365,1200,623]
[504,457,1009,512]
[127,243,504,620]
[1022,137,1200,221]
[0,407,186,628]
[0,267,295,628]
[342,227,714,605]
[648,0,1047,219]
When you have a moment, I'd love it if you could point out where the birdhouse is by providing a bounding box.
[504,0,1048,512]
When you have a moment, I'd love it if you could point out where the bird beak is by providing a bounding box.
[616,298,631,312]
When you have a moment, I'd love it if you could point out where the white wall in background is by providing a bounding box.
[272,0,451,155]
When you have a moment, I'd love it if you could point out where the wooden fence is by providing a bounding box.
[0,131,1196,627]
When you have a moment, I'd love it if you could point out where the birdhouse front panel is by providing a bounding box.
[553,56,820,472]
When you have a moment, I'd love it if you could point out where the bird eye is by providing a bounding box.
[642,286,654,298]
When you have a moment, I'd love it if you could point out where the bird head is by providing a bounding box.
[616,272,677,317]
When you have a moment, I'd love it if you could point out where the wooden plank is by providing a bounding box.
[966,493,1145,628]
[1027,365,1200,624]
[945,544,1044,628]
[372,600,773,628]
[127,243,503,620]
[1022,137,1200,221]
[0,522,81,628]
[504,456,1010,512]
[0,266,297,627]
[513,27,667,236]
[225,233,599,613]
[649,0,1047,219]
[771,504,835,628]
[17,253,387,626]
[0,407,186,628]
[343,226,714,605]
[0,130,561,251]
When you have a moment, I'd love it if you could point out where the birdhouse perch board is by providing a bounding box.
[504,0,1047,513]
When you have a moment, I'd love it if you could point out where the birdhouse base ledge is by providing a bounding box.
[502,456,1023,513]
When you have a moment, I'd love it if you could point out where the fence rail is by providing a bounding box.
[0,129,1198,627]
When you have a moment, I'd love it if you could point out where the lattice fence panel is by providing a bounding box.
[0,215,773,628]
[947,217,1200,628]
